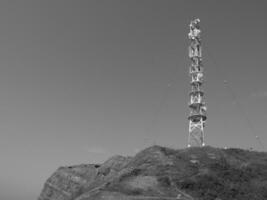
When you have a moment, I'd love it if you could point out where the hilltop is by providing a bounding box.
[38,146,267,200]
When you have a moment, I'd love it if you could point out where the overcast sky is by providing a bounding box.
[0,1,267,200]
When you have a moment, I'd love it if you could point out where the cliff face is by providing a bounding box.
[38,155,131,200]
[38,164,97,200]
[38,146,267,200]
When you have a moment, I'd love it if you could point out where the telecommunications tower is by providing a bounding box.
[188,19,207,147]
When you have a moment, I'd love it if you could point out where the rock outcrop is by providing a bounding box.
[38,146,267,200]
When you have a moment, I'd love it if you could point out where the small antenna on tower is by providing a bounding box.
[187,19,207,147]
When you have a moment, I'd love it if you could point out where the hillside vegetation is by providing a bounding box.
[38,146,267,200]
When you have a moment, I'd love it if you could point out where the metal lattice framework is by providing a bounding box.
[188,19,207,147]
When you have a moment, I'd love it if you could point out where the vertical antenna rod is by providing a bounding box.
[188,19,207,147]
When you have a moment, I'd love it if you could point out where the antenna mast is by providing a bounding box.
[188,19,207,147]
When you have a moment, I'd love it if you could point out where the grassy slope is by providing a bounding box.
[39,145,267,200]
[99,146,267,200]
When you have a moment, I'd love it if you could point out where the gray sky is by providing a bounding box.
[0,1,267,200]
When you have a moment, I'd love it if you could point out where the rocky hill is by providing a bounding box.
[38,146,267,200]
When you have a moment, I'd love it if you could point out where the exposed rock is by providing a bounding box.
[38,164,98,200]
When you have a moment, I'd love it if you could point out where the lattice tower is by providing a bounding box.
[188,19,207,147]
